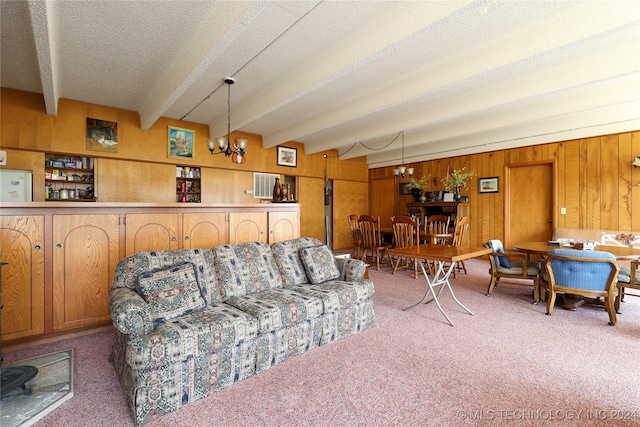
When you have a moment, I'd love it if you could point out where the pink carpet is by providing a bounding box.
[4,259,640,426]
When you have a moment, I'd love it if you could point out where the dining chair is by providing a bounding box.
[391,215,420,278]
[485,239,541,302]
[450,215,471,277]
[539,249,619,325]
[347,214,363,259]
[615,258,640,314]
[423,214,450,244]
[358,214,392,270]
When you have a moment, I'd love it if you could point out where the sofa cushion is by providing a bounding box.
[300,245,340,284]
[137,263,206,323]
[289,280,375,313]
[271,237,323,286]
[123,303,259,371]
[213,242,284,299]
[496,247,512,268]
[112,248,222,304]
[224,288,323,334]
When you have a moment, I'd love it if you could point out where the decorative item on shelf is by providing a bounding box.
[442,167,475,201]
[404,175,430,202]
[273,177,282,201]
[205,77,248,164]
[392,131,414,178]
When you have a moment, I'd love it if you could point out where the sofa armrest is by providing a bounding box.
[109,287,155,338]
[335,258,367,281]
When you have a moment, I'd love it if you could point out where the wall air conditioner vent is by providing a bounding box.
[253,172,280,199]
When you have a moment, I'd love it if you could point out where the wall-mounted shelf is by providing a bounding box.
[45,154,95,201]
[176,166,201,203]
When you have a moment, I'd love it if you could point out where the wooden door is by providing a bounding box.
[0,215,45,341]
[229,212,267,244]
[183,212,227,249]
[125,213,179,255]
[268,211,299,243]
[52,214,120,331]
[505,162,555,248]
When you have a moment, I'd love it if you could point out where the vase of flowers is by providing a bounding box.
[405,175,429,202]
[442,167,475,201]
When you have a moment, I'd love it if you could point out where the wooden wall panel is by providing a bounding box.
[333,180,368,249]
[372,130,640,248]
[98,159,175,202]
[371,178,395,228]
[298,177,325,243]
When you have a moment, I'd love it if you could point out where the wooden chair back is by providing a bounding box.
[348,214,362,258]
[424,214,450,235]
[358,215,383,248]
[452,215,470,247]
[391,215,418,249]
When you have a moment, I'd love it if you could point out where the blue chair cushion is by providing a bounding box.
[547,249,616,291]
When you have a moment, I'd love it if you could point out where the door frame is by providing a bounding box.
[504,160,557,248]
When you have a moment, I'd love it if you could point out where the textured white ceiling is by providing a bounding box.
[1,0,639,167]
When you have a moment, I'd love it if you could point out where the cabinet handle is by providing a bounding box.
[184,236,190,240]
[35,245,42,250]
[171,236,177,241]
[56,243,62,249]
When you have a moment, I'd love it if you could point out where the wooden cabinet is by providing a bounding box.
[52,214,120,331]
[125,213,180,256]
[0,203,298,348]
[229,212,267,244]
[183,212,227,249]
[268,211,299,243]
[0,216,45,341]
[45,154,95,201]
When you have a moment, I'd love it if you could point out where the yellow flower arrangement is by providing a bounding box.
[405,175,430,191]
[442,167,475,191]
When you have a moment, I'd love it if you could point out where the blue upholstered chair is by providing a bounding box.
[615,259,640,314]
[539,249,619,325]
[485,239,541,303]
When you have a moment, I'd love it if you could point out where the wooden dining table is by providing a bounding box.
[386,244,491,326]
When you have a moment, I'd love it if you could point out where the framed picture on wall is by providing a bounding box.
[277,146,297,167]
[478,176,499,193]
[168,126,195,159]
[86,118,118,153]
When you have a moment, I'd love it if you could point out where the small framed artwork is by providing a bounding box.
[399,183,412,195]
[277,146,297,167]
[87,118,118,153]
[168,126,195,159]
[478,176,499,193]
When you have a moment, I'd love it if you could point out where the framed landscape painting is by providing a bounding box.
[277,146,297,167]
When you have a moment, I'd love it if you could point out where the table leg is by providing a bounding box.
[404,259,474,326]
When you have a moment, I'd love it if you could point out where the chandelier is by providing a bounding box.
[393,131,413,177]
[206,77,248,164]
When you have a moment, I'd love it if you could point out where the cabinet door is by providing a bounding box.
[228,212,267,244]
[268,211,299,243]
[125,213,179,256]
[183,212,227,249]
[52,214,120,331]
[0,216,45,341]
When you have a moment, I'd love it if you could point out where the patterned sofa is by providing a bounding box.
[108,237,375,426]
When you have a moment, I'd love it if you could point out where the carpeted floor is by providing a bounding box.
[3,258,640,426]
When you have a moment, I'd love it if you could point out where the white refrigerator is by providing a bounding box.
[0,168,33,202]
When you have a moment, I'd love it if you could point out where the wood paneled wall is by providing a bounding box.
[1,88,369,247]
[370,131,640,247]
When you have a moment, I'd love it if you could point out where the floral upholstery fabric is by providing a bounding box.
[271,237,322,286]
[112,248,221,304]
[335,257,367,281]
[255,318,323,372]
[136,262,206,323]
[300,245,341,284]
[213,242,283,299]
[110,288,155,338]
[224,288,323,334]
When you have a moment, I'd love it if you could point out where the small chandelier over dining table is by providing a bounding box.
[393,131,414,178]
[206,77,248,164]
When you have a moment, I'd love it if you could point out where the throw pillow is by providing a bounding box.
[496,247,512,268]
[137,262,206,323]
[300,245,340,284]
